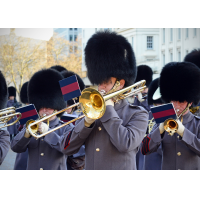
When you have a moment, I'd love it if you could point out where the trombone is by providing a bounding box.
[28,80,146,139]
[0,107,22,128]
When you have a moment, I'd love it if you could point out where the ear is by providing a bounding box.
[119,79,125,89]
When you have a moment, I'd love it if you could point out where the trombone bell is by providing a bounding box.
[164,118,178,136]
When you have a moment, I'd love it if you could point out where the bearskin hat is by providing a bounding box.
[184,49,200,68]
[0,71,8,110]
[20,81,29,104]
[135,65,153,87]
[147,78,163,105]
[50,65,67,73]
[85,31,136,87]
[61,70,85,106]
[160,62,200,105]
[28,69,66,116]
[8,86,16,97]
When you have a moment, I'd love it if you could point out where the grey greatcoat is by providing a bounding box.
[141,111,200,170]
[62,99,149,170]
[0,130,10,165]
[11,117,73,170]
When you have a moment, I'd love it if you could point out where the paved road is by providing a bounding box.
[0,148,16,170]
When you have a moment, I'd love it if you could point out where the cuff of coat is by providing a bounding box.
[150,126,163,143]
[74,118,95,139]
[15,129,31,146]
[181,128,193,145]
[100,105,119,123]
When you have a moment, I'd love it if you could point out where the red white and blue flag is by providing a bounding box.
[151,103,177,124]
[59,75,81,102]
[16,104,39,125]
[60,113,77,125]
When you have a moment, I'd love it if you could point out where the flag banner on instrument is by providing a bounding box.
[59,75,81,101]
[60,113,77,125]
[16,104,39,125]
[151,103,177,124]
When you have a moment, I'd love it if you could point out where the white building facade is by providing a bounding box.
[160,28,200,68]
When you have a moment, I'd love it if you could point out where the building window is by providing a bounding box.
[74,28,77,30]
[163,54,165,66]
[69,35,73,41]
[163,28,165,43]
[178,52,181,61]
[69,28,73,30]
[170,28,173,42]
[178,28,181,40]
[194,28,197,37]
[147,36,153,49]
[170,52,173,62]
[186,28,189,38]
[74,35,77,41]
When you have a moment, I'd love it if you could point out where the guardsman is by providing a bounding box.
[143,78,163,170]
[11,69,73,170]
[184,49,200,116]
[50,65,68,73]
[13,81,29,170]
[61,30,149,170]
[61,70,86,170]
[131,65,153,170]
[141,62,200,170]
[0,71,10,165]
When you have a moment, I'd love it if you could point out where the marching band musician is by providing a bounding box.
[11,69,73,170]
[141,62,200,170]
[143,78,163,170]
[0,71,10,165]
[131,65,153,170]
[61,31,149,170]
[50,65,68,73]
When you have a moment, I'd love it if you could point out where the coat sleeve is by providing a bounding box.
[0,130,10,165]
[180,126,200,157]
[60,117,96,155]
[44,123,74,154]
[141,123,163,155]
[10,127,31,153]
[99,105,149,153]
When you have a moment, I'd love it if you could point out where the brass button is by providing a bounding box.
[98,127,102,131]
[177,136,179,139]
[177,152,181,156]
[41,139,44,141]
[40,168,43,170]
[178,169,181,170]
[96,148,100,152]
[41,153,44,156]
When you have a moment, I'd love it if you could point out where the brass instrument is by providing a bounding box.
[163,103,190,136]
[189,106,200,114]
[28,80,146,139]
[0,107,22,128]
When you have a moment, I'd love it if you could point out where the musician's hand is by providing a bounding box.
[24,129,31,138]
[105,99,114,107]
[84,116,95,127]
[159,122,165,134]
[38,122,48,134]
[176,120,185,137]
[137,92,144,102]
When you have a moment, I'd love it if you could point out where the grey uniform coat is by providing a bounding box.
[11,117,73,170]
[0,130,10,165]
[62,99,149,170]
[141,111,200,170]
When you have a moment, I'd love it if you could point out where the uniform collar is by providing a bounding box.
[114,99,128,111]
[48,117,59,128]
[182,111,194,124]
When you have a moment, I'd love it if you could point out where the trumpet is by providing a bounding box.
[28,80,146,139]
[0,107,22,128]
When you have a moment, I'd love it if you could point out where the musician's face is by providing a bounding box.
[98,77,125,93]
[141,88,148,94]
[39,108,56,121]
[171,101,191,116]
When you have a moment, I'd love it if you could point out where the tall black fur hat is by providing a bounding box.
[160,62,200,105]
[148,78,163,105]
[184,49,200,68]
[85,31,136,87]
[0,71,8,109]
[28,69,66,115]
[135,65,153,87]
[20,81,29,104]
[8,86,16,97]
[61,70,85,106]
[50,65,67,73]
